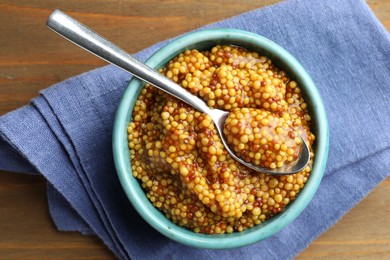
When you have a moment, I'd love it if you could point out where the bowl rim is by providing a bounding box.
[113,28,329,249]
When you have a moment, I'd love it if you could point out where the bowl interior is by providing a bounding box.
[113,28,329,249]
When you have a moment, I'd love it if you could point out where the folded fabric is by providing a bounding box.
[1,0,389,259]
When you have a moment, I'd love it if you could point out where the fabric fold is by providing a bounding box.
[47,183,94,235]
[0,104,124,259]
[32,95,129,259]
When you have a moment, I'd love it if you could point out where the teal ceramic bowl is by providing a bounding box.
[113,28,329,249]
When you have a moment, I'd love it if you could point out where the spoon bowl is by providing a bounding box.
[209,108,310,174]
[46,10,310,175]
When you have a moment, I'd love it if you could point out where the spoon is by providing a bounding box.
[46,10,310,175]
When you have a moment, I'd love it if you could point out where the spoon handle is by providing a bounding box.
[46,10,212,114]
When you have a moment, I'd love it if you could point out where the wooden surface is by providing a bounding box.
[0,0,389,259]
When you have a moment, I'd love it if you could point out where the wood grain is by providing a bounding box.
[0,0,389,259]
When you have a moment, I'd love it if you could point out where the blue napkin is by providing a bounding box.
[1,0,389,259]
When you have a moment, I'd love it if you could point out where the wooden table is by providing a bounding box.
[1,0,389,259]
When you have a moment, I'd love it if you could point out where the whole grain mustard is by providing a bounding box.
[128,45,315,234]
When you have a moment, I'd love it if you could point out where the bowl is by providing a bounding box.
[113,28,329,249]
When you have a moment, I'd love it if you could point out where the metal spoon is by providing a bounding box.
[46,10,310,175]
